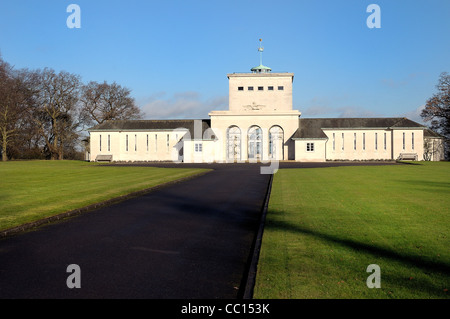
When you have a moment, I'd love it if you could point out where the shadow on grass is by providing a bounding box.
[396,161,424,165]
[265,218,450,297]
[396,179,450,189]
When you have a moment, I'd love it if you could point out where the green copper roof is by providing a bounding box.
[251,64,272,72]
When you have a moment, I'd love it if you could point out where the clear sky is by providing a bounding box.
[0,0,449,122]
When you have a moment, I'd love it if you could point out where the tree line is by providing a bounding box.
[0,56,142,161]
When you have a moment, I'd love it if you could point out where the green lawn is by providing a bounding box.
[0,160,209,231]
[254,162,450,299]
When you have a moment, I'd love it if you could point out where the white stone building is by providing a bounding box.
[88,50,444,163]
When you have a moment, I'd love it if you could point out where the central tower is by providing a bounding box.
[225,39,295,113]
[209,40,301,161]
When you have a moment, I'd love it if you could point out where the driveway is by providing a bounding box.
[0,161,398,299]
[0,164,271,298]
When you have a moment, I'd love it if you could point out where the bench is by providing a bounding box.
[95,155,113,162]
[398,153,418,161]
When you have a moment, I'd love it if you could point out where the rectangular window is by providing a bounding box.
[99,135,102,152]
[375,133,378,150]
[342,133,345,150]
[258,86,264,91]
[384,132,387,150]
[248,86,254,91]
[146,134,149,152]
[126,135,128,152]
[332,133,335,151]
[155,134,157,152]
[268,86,274,91]
[306,142,314,152]
[238,86,244,91]
[167,134,169,152]
[195,143,203,152]
[108,135,110,152]
[278,86,284,90]
[412,132,415,150]
[135,134,137,152]
[403,132,406,150]
[363,133,366,150]
[354,133,357,150]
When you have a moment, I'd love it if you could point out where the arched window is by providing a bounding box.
[248,126,262,160]
[227,126,241,161]
[269,126,284,160]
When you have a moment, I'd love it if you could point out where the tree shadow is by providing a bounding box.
[393,179,450,195]
[265,217,450,298]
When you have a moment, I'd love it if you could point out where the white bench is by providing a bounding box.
[398,153,418,161]
[95,155,113,162]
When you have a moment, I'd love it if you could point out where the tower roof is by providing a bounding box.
[251,64,272,73]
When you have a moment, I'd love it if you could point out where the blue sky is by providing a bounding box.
[0,0,449,122]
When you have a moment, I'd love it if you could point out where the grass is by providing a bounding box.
[254,162,450,299]
[0,160,209,231]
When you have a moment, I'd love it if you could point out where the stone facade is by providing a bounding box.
[88,68,443,163]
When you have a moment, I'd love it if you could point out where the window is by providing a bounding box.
[258,86,264,91]
[412,132,415,150]
[306,142,314,152]
[248,126,262,159]
[342,133,345,150]
[332,133,335,151]
[268,86,274,91]
[384,132,387,150]
[227,126,241,161]
[354,133,357,150]
[108,135,110,152]
[167,134,169,152]
[126,135,128,152]
[99,135,102,152]
[248,86,254,91]
[278,86,284,91]
[269,126,284,160]
[155,134,157,152]
[195,143,203,152]
[363,133,366,150]
[134,134,137,151]
[238,86,244,91]
[403,132,406,150]
[146,134,149,152]
[375,133,378,150]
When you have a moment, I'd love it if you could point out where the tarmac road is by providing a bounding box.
[0,164,271,299]
[0,161,398,299]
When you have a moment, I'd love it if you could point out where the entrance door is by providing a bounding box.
[227,126,241,161]
[269,126,284,160]
[248,126,262,160]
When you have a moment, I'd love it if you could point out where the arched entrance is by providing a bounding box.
[269,126,284,160]
[227,126,241,161]
[248,126,262,160]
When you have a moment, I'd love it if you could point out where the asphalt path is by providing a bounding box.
[0,161,398,299]
[0,164,272,299]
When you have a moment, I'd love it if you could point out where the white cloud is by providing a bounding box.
[335,106,380,118]
[381,73,420,88]
[400,104,426,124]
[138,92,228,119]
[302,104,381,118]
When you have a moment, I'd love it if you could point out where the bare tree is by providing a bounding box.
[0,58,34,161]
[421,72,450,158]
[80,81,143,126]
[33,68,81,160]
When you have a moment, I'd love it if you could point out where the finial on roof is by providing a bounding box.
[251,38,272,73]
